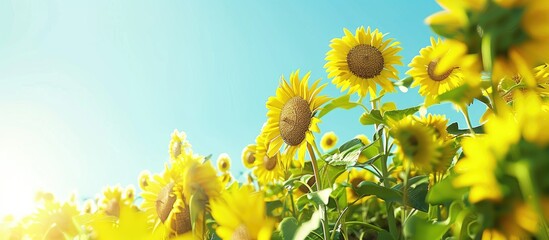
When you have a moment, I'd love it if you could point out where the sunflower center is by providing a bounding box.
[408,135,420,156]
[325,138,334,147]
[156,182,176,223]
[105,198,120,217]
[280,96,312,146]
[247,152,256,165]
[172,206,192,234]
[221,161,228,170]
[347,44,385,79]
[232,224,252,240]
[263,155,277,171]
[350,177,364,188]
[173,141,182,158]
[427,60,454,82]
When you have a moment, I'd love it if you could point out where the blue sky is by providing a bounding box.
[0,1,485,216]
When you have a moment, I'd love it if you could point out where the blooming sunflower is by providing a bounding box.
[253,132,286,185]
[264,70,329,163]
[389,116,441,173]
[325,26,403,97]
[210,186,275,240]
[26,198,80,240]
[169,129,191,161]
[320,131,338,151]
[336,168,378,204]
[216,153,231,173]
[407,38,464,106]
[416,114,450,140]
[138,170,152,191]
[98,185,133,217]
[140,166,192,235]
[174,156,222,205]
[241,144,257,169]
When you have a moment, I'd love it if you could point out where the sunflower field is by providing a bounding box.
[3,0,549,239]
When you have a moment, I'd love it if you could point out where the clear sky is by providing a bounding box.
[0,0,485,216]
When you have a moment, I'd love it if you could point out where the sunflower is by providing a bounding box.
[216,153,231,173]
[92,204,177,240]
[320,131,338,151]
[264,70,329,164]
[175,156,222,205]
[389,116,442,173]
[416,114,450,140]
[325,26,403,97]
[219,172,234,187]
[98,185,132,217]
[140,166,192,235]
[336,168,378,204]
[241,144,257,169]
[26,197,80,240]
[210,186,275,240]
[253,132,286,185]
[138,170,152,191]
[407,38,464,106]
[169,129,191,161]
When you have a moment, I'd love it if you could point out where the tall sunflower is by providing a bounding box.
[264,70,329,163]
[253,132,286,185]
[210,186,275,240]
[169,129,191,162]
[407,38,464,106]
[389,116,441,173]
[325,26,403,97]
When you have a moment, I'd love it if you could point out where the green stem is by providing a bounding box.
[371,100,399,239]
[460,106,476,135]
[346,221,385,232]
[513,162,549,240]
[482,33,498,114]
[308,143,329,240]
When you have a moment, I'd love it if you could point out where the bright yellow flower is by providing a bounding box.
[253,132,286,185]
[174,156,222,205]
[355,134,371,145]
[216,153,231,173]
[210,186,275,240]
[325,27,402,97]
[93,204,180,240]
[140,166,192,235]
[264,70,329,164]
[169,129,191,161]
[138,170,152,191]
[219,172,234,187]
[416,114,450,140]
[389,116,441,173]
[407,38,464,107]
[241,144,257,169]
[336,168,377,204]
[26,198,80,240]
[98,185,133,217]
[320,131,338,151]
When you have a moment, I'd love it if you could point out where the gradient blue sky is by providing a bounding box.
[0,1,485,216]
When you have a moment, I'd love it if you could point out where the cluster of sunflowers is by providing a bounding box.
[3,0,549,239]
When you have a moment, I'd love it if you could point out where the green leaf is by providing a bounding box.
[383,105,421,122]
[296,189,332,210]
[393,176,429,212]
[266,200,283,216]
[427,174,468,205]
[279,217,299,240]
[318,95,362,118]
[360,110,383,125]
[295,210,322,240]
[437,84,472,104]
[403,211,451,240]
[338,138,364,152]
[395,76,414,88]
[355,181,402,202]
[447,122,484,135]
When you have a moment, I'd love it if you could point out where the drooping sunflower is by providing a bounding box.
[216,153,231,173]
[241,144,257,169]
[140,166,192,236]
[336,168,378,204]
[210,186,275,240]
[325,26,403,97]
[253,132,286,185]
[169,129,191,161]
[264,70,329,163]
[389,116,441,173]
[320,131,338,151]
[407,38,464,107]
